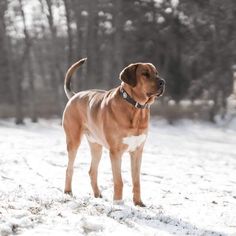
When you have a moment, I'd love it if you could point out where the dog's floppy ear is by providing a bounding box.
[119,63,138,87]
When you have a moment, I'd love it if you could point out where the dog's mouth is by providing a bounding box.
[147,88,164,98]
[156,88,164,97]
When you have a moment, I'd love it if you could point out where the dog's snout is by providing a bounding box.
[158,79,165,87]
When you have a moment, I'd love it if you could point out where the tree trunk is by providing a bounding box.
[71,0,88,91]
[27,52,38,122]
[63,0,73,67]
[44,0,65,114]
[86,0,99,89]
[113,0,123,84]
[19,0,38,122]
[0,0,12,104]
[14,63,25,125]
[209,94,218,123]
[209,1,221,122]
[72,0,82,59]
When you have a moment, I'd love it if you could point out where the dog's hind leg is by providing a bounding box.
[88,142,103,198]
[63,118,83,195]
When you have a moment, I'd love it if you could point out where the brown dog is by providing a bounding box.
[62,58,165,207]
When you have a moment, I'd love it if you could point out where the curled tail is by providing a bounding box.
[64,58,87,99]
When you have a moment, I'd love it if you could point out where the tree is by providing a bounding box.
[42,0,65,113]
[63,0,74,67]
[0,0,235,121]
[181,0,235,121]
[71,0,89,91]
[0,0,11,104]
[19,0,38,122]
[86,0,99,89]
[6,0,32,124]
[112,0,124,82]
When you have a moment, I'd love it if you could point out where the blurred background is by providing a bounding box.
[0,0,236,124]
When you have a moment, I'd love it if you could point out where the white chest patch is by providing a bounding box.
[123,134,146,152]
[87,134,97,144]
[86,133,103,146]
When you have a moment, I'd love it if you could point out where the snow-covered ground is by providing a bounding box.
[0,118,236,236]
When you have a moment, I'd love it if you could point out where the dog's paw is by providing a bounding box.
[134,201,146,207]
[64,190,73,196]
[94,193,103,198]
[113,200,124,206]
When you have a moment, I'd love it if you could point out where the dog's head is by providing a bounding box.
[119,63,165,104]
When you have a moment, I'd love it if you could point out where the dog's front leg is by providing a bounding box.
[130,146,146,207]
[110,150,123,202]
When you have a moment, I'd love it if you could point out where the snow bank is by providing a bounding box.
[0,118,236,235]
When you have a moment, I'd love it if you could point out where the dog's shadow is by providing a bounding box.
[71,197,227,236]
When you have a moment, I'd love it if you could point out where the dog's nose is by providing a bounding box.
[158,79,165,87]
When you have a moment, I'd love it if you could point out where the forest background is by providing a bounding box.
[0,0,236,124]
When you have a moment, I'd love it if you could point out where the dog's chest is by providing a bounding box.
[122,134,146,152]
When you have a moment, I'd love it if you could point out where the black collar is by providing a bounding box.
[119,88,150,109]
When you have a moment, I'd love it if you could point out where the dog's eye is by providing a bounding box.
[142,72,150,78]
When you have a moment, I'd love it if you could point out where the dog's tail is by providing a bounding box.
[64,58,87,99]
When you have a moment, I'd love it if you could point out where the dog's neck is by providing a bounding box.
[120,83,153,108]
[119,87,150,109]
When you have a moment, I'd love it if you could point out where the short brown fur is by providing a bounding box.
[63,58,165,206]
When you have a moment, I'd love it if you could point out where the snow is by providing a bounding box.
[0,118,236,236]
